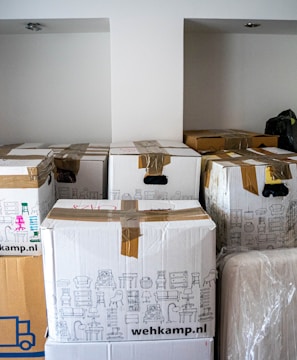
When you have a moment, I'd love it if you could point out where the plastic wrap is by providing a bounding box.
[217,248,297,359]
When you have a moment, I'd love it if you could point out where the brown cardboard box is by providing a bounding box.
[183,129,279,153]
[0,256,47,359]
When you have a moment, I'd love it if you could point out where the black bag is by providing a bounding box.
[265,109,297,152]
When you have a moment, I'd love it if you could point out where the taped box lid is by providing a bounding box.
[110,140,200,157]
[202,147,297,195]
[41,199,216,259]
[0,142,47,150]
[183,129,279,153]
[49,143,110,155]
[0,148,54,188]
[49,144,108,180]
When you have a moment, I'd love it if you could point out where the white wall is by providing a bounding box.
[0,0,297,143]
[0,32,111,144]
[184,33,297,133]
[110,14,184,141]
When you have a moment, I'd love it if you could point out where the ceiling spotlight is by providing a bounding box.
[244,22,261,28]
[25,22,43,31]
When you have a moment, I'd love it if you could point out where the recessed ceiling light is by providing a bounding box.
[25,22,43,31]
[244,22,261,28]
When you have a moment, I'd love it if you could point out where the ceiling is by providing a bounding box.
[184,19,297,34]
[0,18,110,35]
[0,18,296,35]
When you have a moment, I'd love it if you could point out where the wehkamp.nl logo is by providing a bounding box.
[0,244,39,253]
[131,324,208,336]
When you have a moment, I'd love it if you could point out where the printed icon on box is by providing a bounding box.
[0,316,36,351]
[15,215,25,231]
[21,203,29,215]
[30,231,40,243]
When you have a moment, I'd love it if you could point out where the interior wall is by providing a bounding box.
[0,32,111,144]
[110,15,184,142]
[1,0,297,144]
[184,32,297,133]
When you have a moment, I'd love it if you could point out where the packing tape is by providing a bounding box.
[53,143,90,177]
[0,143,24,154]
[47,203,208,258]
[0,154,54,188]
[203,149,293,194]
[135,140,171,176]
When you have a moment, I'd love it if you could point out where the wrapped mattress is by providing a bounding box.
[218,248,297,359]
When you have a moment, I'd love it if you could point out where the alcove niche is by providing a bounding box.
[184,19,297,133]
[0,18,111,144]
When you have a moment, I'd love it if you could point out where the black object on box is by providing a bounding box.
[265,109,297,152]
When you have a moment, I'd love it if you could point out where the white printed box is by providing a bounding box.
[0,149,56,256]
[108,140,201,200]
[49,143,109,200]
[201,147,297,252]
[45,337,214,360]
[41,199,216,342]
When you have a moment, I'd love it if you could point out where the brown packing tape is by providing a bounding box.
[48,205,208,223]
[121,227,141,258]
[47,205,209,258]
[203,161,212,189]
[0,143,24,154]
[267,163,292,181]
[240,165,259,195]
[224,135,251,150]
[60,143,90,156]
[0,155,54,188]
[202,149,293,194]
[134,140,171,176]
[225,152,293,182]
[138,153,171,176]
[121,200,140,258]
[53,143,90,177]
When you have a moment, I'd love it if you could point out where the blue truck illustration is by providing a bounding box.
[0,316,36,351]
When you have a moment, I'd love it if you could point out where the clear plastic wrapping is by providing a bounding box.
[217,248,297,359]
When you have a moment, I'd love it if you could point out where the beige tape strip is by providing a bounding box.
[134,140,171,176]
[54,143,90,176]
[47,204,208,258]
[120,200,139,258]
[0,155,54,188]
[203,149,293,193]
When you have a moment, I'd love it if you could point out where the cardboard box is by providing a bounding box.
[108,140,201,200]
[0,256,47,359]
[201,147,297,252]
[41,199,216,342]
[49,143,109,200]
[45,338,214,360]
[0,148,56,255]
[183,129,279,153]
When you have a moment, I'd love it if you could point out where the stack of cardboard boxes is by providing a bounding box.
[0,142,110,360]
[40,140,217,360]
[184,129,297,358]
[0,147,56,360]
